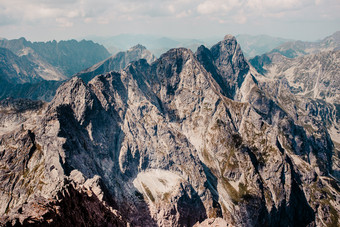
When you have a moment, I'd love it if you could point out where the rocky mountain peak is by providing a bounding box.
[223,34,236,41]
[129,44,147,51]
[158,47,194,62]
[322,30,340,50]
[0,34,339,227]
[211,34,247,68]
[195,35,249,100]
[50,77,94,123]
[126,44,156,64]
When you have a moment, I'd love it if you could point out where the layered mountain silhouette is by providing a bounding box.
[262,31,340,59]
[0,38,110,78]
[235,34,291,58]
[0,44,156,101]
[90,33,292,59]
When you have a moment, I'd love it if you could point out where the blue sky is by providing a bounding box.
[0,0,339,41]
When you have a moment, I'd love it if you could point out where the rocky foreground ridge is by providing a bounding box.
[0,35,339,226]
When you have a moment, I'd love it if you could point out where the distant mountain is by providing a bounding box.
[236,34,292,58]
[0,47,63,102]
[91,34,296,59]
[268,31,340,58]
[0,45,156,101]
[0,47,43,84]
[89,34,208,57]
[0,38,110,78]
[250,31,340,80]
[75,44,156,83]
[0,45,66,82]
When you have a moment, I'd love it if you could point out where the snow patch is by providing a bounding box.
[133,169,183,202]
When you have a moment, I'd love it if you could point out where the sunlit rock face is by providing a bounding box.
[0,35,339,227]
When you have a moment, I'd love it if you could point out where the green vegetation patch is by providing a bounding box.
[141,182,155,202]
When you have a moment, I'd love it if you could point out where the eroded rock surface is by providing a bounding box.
[0,35,339,226]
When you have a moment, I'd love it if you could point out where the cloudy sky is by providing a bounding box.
[0,0,339,41]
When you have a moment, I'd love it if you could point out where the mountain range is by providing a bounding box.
[0,44,155,101]
[264,31,340,59]
[88,34,291,59]
[89,34,211,58]
[0,33,339,226]
[0,38,110,78]
[0,47,45,84]
[235,34,291,58]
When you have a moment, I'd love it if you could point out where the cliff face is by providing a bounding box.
[249,46,340,183]
[0,36,339,226]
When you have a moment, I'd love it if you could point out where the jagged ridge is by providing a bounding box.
[0,35,339,227]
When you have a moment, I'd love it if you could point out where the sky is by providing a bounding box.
[0,0,339,42]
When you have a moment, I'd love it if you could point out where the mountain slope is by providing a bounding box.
[0,80,64,102]
[250,50,340,103]
[0,45,154,102]
[0,36,339,226]
[0,47,43,84]
[0,47,63,102]
[249,49,340,182]
[75,44,156,83]
[0,38,110,78]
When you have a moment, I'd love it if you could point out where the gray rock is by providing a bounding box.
[0,35,339,227]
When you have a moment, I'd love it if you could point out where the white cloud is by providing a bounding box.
[197,0,240,15]
[0,0,339,41]
[233,9,247,24]
[0,0,108,24]
[56,18,73,28]
[0,0,332,26]
[246,0,313,13]
[197,2,222,14]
